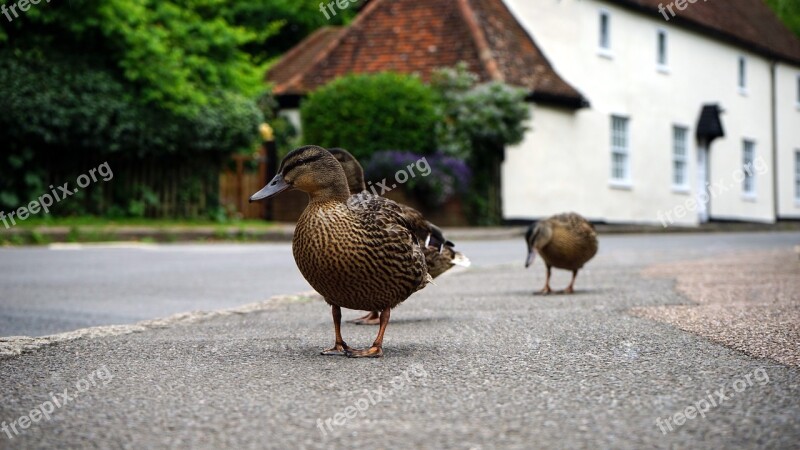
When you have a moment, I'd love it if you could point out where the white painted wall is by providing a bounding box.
[776,64,800,219]
[502,0,799,224]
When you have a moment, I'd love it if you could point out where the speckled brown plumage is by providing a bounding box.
[328,148,469,325]
[525,212,598,294]
[249,145,429,357]
[294,192,429,312]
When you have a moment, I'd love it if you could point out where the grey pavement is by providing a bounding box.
[0,232,798,448]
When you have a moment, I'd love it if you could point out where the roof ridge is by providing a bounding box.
[457,0,504,82]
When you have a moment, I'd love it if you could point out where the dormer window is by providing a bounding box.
[796,74,800,108]
[738,56,747,94]
[598,10,612,57]
[657,29,668,71]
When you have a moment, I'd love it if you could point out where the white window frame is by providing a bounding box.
[609,115,631,188]
[742,139,756,198]
[657,29,669,73]
[672,125,690,192]
[738,56,748,95]
[794,150,800,204]
[598,9,612,58]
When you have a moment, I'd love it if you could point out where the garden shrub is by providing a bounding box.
[300,73,440,161]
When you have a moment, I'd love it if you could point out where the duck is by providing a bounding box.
[328,148,470,325]
[249,145,430,358]
[524,212,598,294]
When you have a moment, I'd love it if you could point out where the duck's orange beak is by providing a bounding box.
[249,174,290,202]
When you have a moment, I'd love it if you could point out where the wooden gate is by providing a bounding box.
[219,146,268,220]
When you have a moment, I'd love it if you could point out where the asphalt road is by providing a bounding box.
[1,232,796,337]
[0,232,798,449]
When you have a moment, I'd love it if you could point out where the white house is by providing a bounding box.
[501,0,800,225]
[267,0,800,226]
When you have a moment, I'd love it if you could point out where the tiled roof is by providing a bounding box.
[611,0,800,65]
[267,0,586,107]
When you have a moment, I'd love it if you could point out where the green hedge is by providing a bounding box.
[300,73,440,161]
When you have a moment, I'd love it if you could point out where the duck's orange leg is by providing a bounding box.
[346,306,390,358]
[346,311,380,326]
[538,265,553,294]
[321,305,350,356]
[562,270,578,294]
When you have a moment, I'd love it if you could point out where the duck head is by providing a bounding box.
[328,148,366,194]
[249,145,350,203]
[524,222,551,268]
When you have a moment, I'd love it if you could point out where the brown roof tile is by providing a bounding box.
[611,0,800,65]
[267,0,586,106]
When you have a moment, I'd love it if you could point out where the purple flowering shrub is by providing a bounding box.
[364,150,471,207]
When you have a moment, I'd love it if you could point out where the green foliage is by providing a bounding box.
[0,0,273,116]
[228,0,360,62]
[429,63,530,224]
[0,52,261,159]
[766,0,800,37]
[431,63,529,160]
[300,73,441,161]
[0,0,289,218]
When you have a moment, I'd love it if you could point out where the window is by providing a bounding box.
[610,116,630,184]
[672,126,689,189]
[738,56,747,94]
[796,74,800,107]
[795,150,800,201]
[743,140,756,196]
[657,29,668,70]
[599,10,611,54]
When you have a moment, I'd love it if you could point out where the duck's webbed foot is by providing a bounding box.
[321,342,351,356]
[346,306,391,358]
[347,311,380,325]
[536,266,553,295]
[322,305,350,356]
[560,270,578,294]
[345,346,383,358]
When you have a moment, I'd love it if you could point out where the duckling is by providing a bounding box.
[328,148,470,325]
[525,212,598,294]
[249,145,430,358]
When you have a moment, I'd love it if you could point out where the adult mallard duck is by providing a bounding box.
[525,212,598,294]
[249,145,430,358]
[328,148,470,325]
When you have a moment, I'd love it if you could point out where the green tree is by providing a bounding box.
[765,0,800,37]
[0,0,282,217]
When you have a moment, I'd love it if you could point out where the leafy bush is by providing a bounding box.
[0,52,262,215]
[430,63,530,160]
[300,73,441,161]
[364,151,471,207]
[429,64,530,224]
